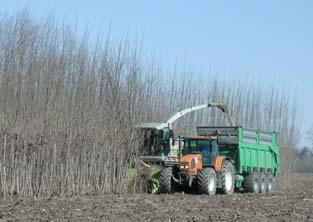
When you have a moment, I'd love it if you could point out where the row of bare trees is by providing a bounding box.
[0,11,299,197]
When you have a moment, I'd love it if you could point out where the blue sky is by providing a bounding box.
[2,0,313,146]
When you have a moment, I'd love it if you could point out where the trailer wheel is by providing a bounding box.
[219,160,235,194]
[159,167,173,194]
[243,172,259,193]
[259,172,266,194]
[198,168,217,195]
[265,173,274,193]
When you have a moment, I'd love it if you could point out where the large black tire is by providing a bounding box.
[259,172,266,194]
[265,173,274,193]
[159,167,173,194]
[243,172,259,193]
[198,168,217,195]
[219,160,235,195]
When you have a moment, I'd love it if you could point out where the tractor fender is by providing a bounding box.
[214,156,234,172]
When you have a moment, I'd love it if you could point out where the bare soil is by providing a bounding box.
[0,173,312,222]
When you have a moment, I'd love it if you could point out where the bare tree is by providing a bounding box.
[0,10,300,197]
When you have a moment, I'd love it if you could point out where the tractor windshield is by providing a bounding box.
[183,139,217,166]
[183,139,211,156]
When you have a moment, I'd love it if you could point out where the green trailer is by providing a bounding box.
[196,126,279,193]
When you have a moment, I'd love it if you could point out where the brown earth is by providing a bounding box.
[0,173,312,222]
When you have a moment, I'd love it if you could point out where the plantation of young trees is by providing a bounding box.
[0,12,300,197]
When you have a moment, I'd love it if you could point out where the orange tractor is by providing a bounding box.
[159,135,235,195]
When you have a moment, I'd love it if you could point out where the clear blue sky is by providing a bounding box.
[2,0,313,146]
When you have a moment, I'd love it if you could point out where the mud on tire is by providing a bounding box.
[198,168,217,195]
[219,160,235,195]
[159,167,173,194]
[259,172,267,194]
[243,172,259,193]
[265,173,274,193]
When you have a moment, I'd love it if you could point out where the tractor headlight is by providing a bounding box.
[179,162,190,170]
[180,165,189,169]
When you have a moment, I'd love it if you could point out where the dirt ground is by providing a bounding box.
[0,173,312,222]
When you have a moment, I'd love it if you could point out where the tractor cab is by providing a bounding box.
[183,136,219,166]
[178,136,219,176]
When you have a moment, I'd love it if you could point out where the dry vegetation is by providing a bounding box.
[0,11,300,198]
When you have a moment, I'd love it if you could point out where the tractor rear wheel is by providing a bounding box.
[259,172,266,194]
[159,167,173,194]
[219,160,235,194]
[243,172,259,193]
[198,168,217,195]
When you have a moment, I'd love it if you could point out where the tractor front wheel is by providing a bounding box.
[198,167,217,195]
[159,167,173,194]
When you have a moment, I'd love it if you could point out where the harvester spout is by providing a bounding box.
[156,102,235,129]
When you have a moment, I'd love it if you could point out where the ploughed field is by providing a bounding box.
[0,173,312,222]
